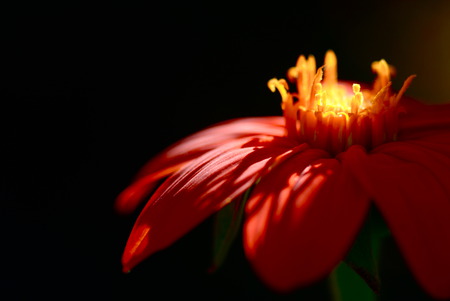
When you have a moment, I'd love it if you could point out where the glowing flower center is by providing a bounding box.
[268,50,415,155]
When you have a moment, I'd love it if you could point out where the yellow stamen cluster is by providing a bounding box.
[268,50,415,154]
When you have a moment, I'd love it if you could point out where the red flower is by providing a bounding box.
[116,51,450,299]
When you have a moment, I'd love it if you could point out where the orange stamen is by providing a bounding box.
[269,51,414,154]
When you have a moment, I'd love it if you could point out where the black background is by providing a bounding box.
[2,1,450,300]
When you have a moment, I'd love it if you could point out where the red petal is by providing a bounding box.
[349,142,450,299]
[135,117,286,179]
[114,164,182,214]
[402,132,450,155]
[244,147,370,292]
[398,97,450,141]
[115,136,261,214]
[115,117,285,214]
[121,136,299,272]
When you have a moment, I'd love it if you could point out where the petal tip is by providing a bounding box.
[114,188,140,215]
[122,266,131,274]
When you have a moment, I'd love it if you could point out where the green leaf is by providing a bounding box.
[343,205,391,294]
[209,188,251,273]
[331,262,377,301]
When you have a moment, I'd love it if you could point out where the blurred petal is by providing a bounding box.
[403,132,450,157]
[115,117,285,213]
[122,136,301,272]
[349,143,450,300]
[398,97,450,141]
[244,147,370,292]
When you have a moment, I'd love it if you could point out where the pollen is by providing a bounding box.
[269,50,415,155]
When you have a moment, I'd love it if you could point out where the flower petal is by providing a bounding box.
[398,97,450,141]
[349,142,450,299]
[115,135,264,214]
[403,132,450,157]
[244,147,370,292]
[115,117,285,214]
[135,117,286,179]
[121,136,299,272]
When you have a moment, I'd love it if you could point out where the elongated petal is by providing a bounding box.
[403,132,450,156]
[348,143,450,299]
[116,136,266,214]
[135,117,286,179]
[244,147,370,292]
[122,136,299,272]
[115,117,285,213]
[398,97,450,141]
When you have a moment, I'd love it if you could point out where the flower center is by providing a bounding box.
[268,50,415,155]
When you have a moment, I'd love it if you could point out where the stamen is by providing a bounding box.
[324,50,337,87]
[351,84,364,115]
[393,75,416,106]
[309,67,324,110]
[268,51,413,155]
[307,55,317,84]
[296,55,307,107]
[372,59,390,91]
[268,78,289,100]
[268,78,297,139]
[295,55,317,108]
[371,82,392,114]
[287,67,298,82]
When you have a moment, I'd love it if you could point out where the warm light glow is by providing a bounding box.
[269,50,415,154]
